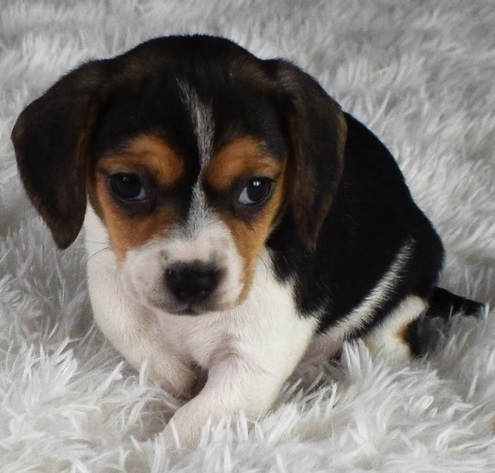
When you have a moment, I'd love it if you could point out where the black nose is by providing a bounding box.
[166,263,220,305]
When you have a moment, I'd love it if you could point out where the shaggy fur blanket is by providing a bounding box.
[1,1,495,471]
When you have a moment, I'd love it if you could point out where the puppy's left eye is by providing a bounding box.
[109,173,147,201]
[238,178,274,206]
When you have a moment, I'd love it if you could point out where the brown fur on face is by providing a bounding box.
[91,133,287,284]
[222,184,286,302]
[204,137,287,301]
[98,134,184,186]
[204,137,285,190]
[90,134,183,260]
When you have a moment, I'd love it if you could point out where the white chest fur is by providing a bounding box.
[153,256,317,372]
[84,205,317,394]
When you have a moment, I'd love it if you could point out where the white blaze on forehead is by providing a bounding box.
[178,80,216,235]
[178,81,215,166]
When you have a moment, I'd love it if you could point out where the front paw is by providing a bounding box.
[148,361,201,400]
[163,395,231,449]
[163,409,207,449]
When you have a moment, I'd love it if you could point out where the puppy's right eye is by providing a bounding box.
[109,173,147,201]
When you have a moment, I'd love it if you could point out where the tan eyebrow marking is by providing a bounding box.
[97,134,183,186]
[204,137,284,190]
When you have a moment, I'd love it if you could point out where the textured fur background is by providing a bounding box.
[1,1,495,471]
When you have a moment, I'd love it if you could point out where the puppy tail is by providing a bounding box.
[405,287,488,357]
[425,287,488,320]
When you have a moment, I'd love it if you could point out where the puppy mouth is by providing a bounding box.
[170,305,203,316]
[157,296,236,316]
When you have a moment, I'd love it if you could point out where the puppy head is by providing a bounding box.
[12,35,346,315]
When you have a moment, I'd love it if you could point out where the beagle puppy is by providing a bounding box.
[12,35,484,447]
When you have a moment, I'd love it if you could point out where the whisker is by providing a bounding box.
[84,239,109,245]
[88,246,111,261]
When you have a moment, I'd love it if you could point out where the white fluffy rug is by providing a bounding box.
[2,1,495,471]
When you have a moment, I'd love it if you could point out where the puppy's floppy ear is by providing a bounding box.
[272,60,347,250]
[11,61,110,249]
